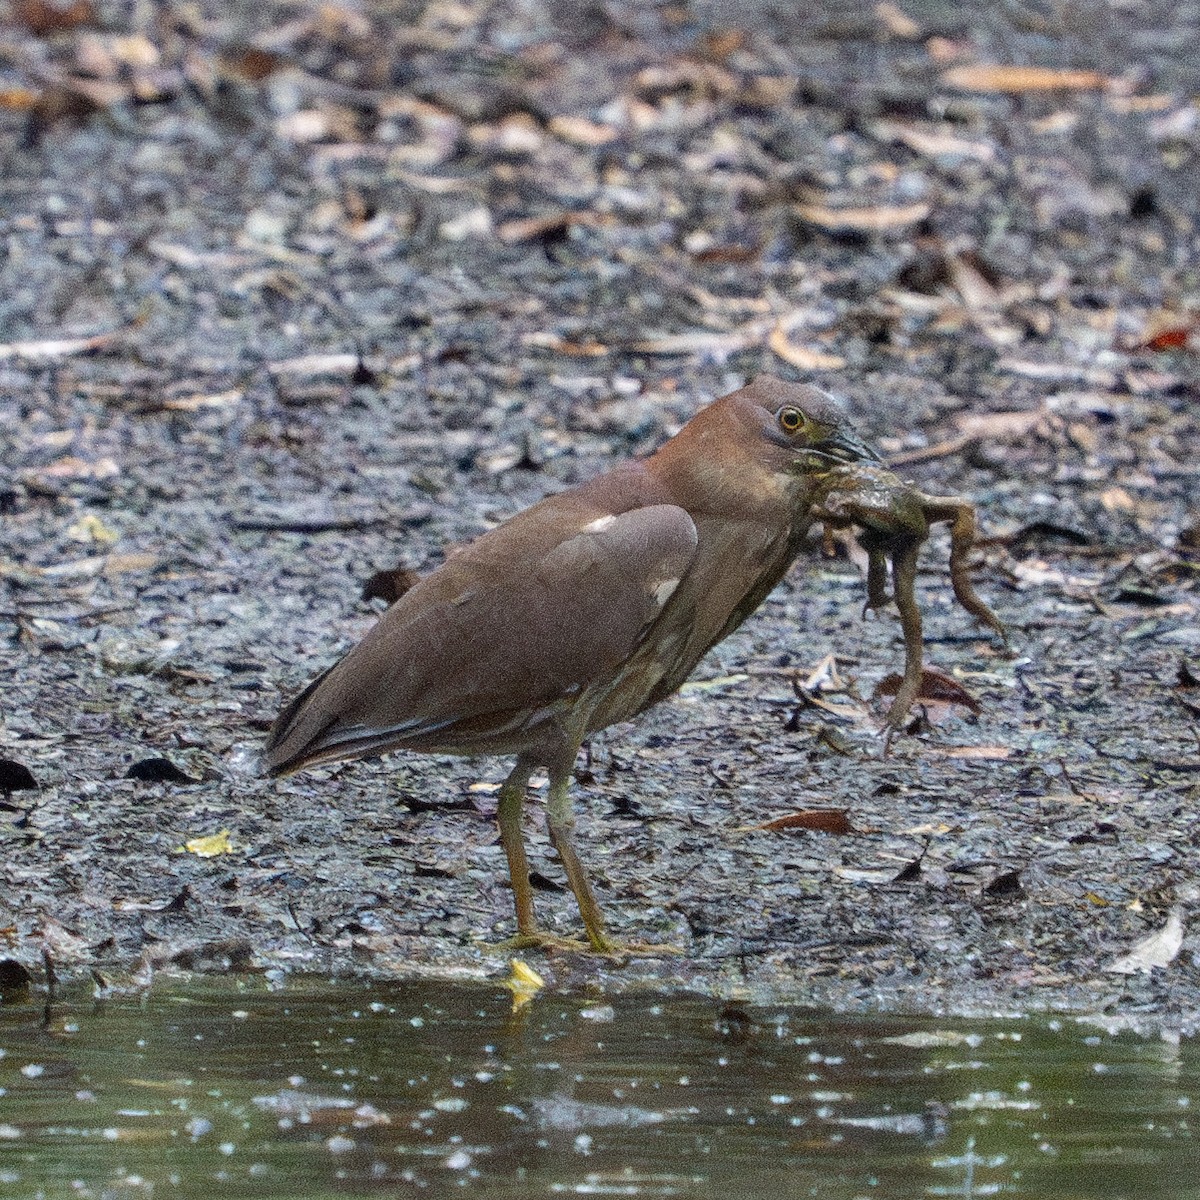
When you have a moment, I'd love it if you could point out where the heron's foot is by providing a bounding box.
[492,930,682,959]
[598,938,683,959]
[492,930,591,955]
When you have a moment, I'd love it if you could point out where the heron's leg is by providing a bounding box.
[497,755,538,939]
[544,755,611,952]
[492,755,590,953]
[544,753,681,958]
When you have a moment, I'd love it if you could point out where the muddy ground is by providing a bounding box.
[1,0,1198,1020]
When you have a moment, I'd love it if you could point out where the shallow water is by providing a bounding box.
[0,978,1195,1199]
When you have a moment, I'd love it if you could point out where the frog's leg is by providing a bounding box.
[920,497,1008,644]
[882,536,925,745]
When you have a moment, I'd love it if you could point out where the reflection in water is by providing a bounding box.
[0,979,1195,1198]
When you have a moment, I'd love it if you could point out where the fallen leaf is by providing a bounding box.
[522,331,610,357]
[496,211,599,244]
[0,759,39,798]
[767,321,846,370]
[0,328,125,362]
[941,65,1111,93]
[924,745,1013,760]
[547,115,619,146]
[505,958,546,1011]
[678,673,748,694]
[874,2,920,38]
[627,328,762,356]
[794,201,931,233]
[984,869,1024,897]
[13,0,96,35]
[1107,907,1185,974]
[178,829,234,858]
[128,758,200,785]
[882,1030,977,1048]
[874,668,983,713]
[0,87,41,111]
[361,565,421,605]
[749,809,855,834]
[103,552,158,576]
[30,455,121,481]
[158,388,244,413]
[873,119,995,162]
[832,866,897,883]
[66,512,119,545]
[955,408,1047,441]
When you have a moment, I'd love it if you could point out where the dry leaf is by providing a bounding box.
[1107,907,1184,974]
[795,202,930,233]
[924,745,1012,760]
[955,408,1047,441]
[0,328,124,362]
[750,809,855,835]
[496,211,599,244]
[66,512,119,545]
[159,388,244,413]
[268,353,363,378]
[833,866,896,883]
[32,455,121,481]
[0,87,41,111]
[179,829,234,858]
[941,65,1111,94]
[873,120,995,162]
[14,0,96,35]
[103,553,159,576]
[627,322,769,356]
[767,322,846,370]
[875,667,983,713]
[522,331,609,358]
[678,673,748,694]
[548,115,619,146]
[874,2,920,38]
[505,958,546,1011]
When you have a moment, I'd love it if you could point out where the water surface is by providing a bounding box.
[0,978,1194,1198]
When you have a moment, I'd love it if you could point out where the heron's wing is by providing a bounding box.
[264,497,698,773]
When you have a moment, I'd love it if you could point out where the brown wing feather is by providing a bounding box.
[264,477,698,774]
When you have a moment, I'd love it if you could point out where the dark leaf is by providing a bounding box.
[1004,521,1092,548]
[0,958,33,997]
[126,757,199,784]
[984,869,1025,897]
[0,758,38,795]
[875,668,983,713]
[361,565,421,605]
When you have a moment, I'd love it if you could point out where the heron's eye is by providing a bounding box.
[777,406,806,434]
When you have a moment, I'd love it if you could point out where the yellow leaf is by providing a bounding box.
[504,959,546,1011]
[179,829,233,857]
[67,512,119,545]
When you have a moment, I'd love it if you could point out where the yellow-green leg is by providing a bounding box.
[497,756,538,940]
[494,755,588,954]
[545,760,680,959]
[544,763,611,952]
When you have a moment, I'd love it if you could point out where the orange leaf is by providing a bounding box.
[754,809,855,834]
[1141,325,1193,351]
[941,65,1110,93]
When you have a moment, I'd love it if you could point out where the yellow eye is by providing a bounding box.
[778,406,806,434]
